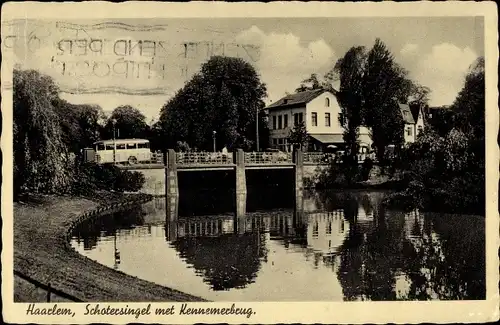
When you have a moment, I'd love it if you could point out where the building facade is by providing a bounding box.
[265,89,372,152]
[399,103,425,143]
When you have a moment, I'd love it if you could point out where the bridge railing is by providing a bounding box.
[303,152,376,165]
[175,152,234,165]
[244,151,293,165]
[357,153,376,162]
[150,152,164,164]
[303,152,336,165]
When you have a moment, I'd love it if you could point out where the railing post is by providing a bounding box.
[235,149,247,221]
[165,149,179,223]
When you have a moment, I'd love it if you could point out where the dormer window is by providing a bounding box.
[325,97,330,107]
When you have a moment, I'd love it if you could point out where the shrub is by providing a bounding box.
[316,162,363,189]
[71,162,145,195]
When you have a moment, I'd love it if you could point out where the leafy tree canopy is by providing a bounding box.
[104,105,149,139]
[159,56,268,151]
[288,121,309,151]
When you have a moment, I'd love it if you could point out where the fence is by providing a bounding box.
[175,152,234,165]
[14,270,83,302]
[303,152,336,165]
[139,151,376,166]
[244,152,293,164]
[150,152,164,164]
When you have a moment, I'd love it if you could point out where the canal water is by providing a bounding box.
[70,188,485,301]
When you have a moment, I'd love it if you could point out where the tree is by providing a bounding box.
[53,100,105,154]
[362,39,414,161]
[332,46,368,165]
[13,69,72,197]
[104,105,149,140]
[387,56,485,214]
[295,73,323,93]
[452,56,485,141]
[288,121,309,151]
[159,56,268,151]
[428,106,455,137]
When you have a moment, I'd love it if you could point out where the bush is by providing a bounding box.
[71,162,145,195]
[316,162,363,189]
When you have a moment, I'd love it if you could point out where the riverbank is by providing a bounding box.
[14,192,206,302]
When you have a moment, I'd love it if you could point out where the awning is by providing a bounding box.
[309,134,344,144]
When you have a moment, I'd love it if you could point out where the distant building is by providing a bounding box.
[264,89,372,152]
[399,103,425,143]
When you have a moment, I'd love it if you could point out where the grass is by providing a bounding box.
[13,193,206,302]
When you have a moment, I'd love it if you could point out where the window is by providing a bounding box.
[299,113,303,123]
[311,112,317,126]
[127,143,137,149]
[406,127,412,136]
[325,97,330,107]
[138,142,150,149]
[272,138,278,145]
[294,113,304,125]
[326,222,332,235]
[278,115,283,129]
[105,144,115,150]
[116,144,126,150]
[273,116,277,130]
[325,113,331,127]
[284,114,288,128]
[313,221,319,237]
[96,143,105,151]
[278,138,284,145]
[339,113,346,126]
[418,125,423,135]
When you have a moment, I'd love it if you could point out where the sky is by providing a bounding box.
[3,17,484,121]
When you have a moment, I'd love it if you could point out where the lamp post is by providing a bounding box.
[256,108,259,152]
[212,130,217,152]
[111,118,117,164]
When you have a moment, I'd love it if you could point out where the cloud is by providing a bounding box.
[412,43,477,106]
[235,26,335,101]
[400,43,418,56]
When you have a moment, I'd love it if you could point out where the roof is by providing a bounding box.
[266,89,330,110]
[94,138,149,144]
[399,103,415,124]
[309,133,344,144]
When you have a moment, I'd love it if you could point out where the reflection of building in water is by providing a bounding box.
[403,210,444,254]
[306,210,349,255]
[356,200,374,223]
[403,209,425,241]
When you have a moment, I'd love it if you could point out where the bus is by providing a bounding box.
[92,139,152,164]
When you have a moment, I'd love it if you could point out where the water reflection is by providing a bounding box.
[71,189,485,301]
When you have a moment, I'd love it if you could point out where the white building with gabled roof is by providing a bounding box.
[399,103,425,143]
[264,89,372,152]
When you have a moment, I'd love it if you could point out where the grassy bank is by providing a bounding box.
[14,192,206,302]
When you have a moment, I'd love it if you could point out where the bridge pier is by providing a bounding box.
[235,149,247,219]
[294,149,304,199]
[165,149,179,223]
